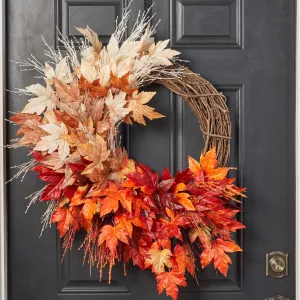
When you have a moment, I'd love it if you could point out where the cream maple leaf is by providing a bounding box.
[105,90,130,122]
[44,57,72,85]
[34,122,70,162]
[80,60,97,83]
[145,248,173,274]
[22,84,54,115]
[148,40,180,66]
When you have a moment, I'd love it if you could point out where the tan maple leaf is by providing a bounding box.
[54,78,80,103]
[127,91,165,125]
[17,119,47,147]
[78,135,110,175]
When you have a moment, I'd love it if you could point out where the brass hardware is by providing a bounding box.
[266,251,288,278]
[265,296,289,300]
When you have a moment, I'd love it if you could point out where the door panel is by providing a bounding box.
[6,0,295,299]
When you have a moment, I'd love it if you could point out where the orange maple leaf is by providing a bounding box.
[98,224,129,255]
[110,73,138,95]
[174,183,195,211]
[114,214,143,238]
[200,238,242,276]
[188,148,231,180]
[92,182,133,216]
[70,185,89,205]
[156,269,187,300]
[51,206,78,237]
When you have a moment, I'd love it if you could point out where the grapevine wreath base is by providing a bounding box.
[9,5,245,300]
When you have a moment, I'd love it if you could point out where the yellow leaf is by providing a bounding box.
[145,248,173,274]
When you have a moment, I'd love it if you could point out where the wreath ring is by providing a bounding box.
[154,63,231,167]
[9,6,244,300]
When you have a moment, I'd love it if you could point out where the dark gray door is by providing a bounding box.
[5,0,296,299]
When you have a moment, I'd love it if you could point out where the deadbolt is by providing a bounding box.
[266,251,288,278]
[265,296,289,300]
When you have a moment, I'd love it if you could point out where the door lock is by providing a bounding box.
[266,251,288,278]
[265,296,289,300]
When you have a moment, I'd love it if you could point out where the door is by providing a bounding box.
[5,0,296,299]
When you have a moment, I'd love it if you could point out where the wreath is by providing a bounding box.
[10,6,245,300]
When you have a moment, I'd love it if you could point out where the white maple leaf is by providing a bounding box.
[105,90,130,122]
[34,123,70,162]
[44,57,72,85]
[22,84,54,115]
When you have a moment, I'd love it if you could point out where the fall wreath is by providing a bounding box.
[9,6,245,300]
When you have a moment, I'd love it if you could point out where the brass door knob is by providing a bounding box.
[266,251,288,278]
[270,257,286,273]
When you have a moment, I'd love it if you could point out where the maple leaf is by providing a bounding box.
[145,248,173,274]
[93,182,133,216]
[98,224,129,256]
[114,214,143,238]
[119,159,136,178]
[22,83,54,115]
[200,238,242,276]
[15,119,46,147]
[34,122,70,162]
[38,171,64,201]
[157,208,185,241]
[148,39,180,66]
[10,112,42,124]
[132,196,151,217]
[173,244,186,274]
[78,135,110,175]
[44,57,72,85]
[51,206,79,237]
[122,163,158,194]
[156,269,187,300]
[54,78,80,103]
[53,109,78,128]
[70,185,90,206]
[205,211,245,233]
[188,148,231,180]
[188,226,212,248]
[110,73,138,95]
[105,90,130,122]
[81,198,98,231]
[174,183,195,211]
[127,91,164,125]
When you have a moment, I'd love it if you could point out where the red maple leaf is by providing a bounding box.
[38,171,65,201]
[122,164,159,194]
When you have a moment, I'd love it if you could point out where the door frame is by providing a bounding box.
[0,0,298,299]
